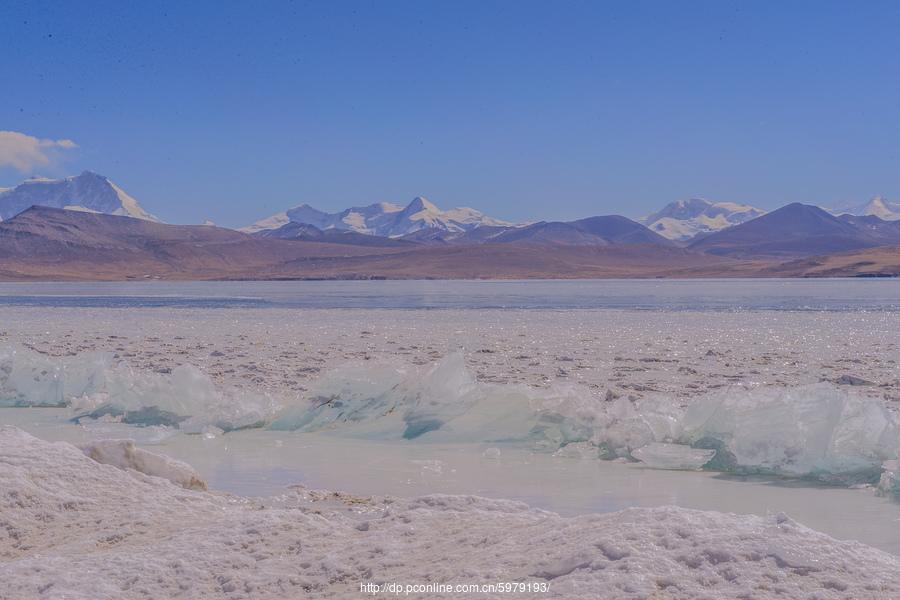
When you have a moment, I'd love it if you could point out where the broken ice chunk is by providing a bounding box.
[632,442,716,470]
[482,447,502,459]
[877,460,898,498]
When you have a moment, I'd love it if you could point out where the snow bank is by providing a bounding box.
[0,346,280,432]
[1,426,898,599]
[80,438,207,490]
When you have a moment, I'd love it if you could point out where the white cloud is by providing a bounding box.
[0,130,79,173]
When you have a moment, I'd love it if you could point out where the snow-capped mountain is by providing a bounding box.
[828,196,900,221]
[0,171,159,222]
[242,196,513,237]
[639,198,765,241]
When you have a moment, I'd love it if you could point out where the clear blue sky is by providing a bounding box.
[2,0,899,226]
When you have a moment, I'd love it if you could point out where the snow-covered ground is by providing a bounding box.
[2,426,899,599]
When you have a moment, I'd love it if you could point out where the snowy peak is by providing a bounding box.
[829,196,900,221]
[403,196,438,214]
[0,171,159,222]
[243,197,513,237]
[396,197,461,232]
[639,198,765,241]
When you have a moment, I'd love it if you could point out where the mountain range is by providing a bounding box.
[688,203,900,258]
[828,196,900,221]
[0,171,899,279]
[0,206,737,280]
[0,206,415,280]
[241,197,512,238]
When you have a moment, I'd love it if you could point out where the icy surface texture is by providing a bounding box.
[269,352,684,451]
[74,363,280,432]
[632,443,717,470]
[272,352,481,439]
[273,354,899,484]
[1,426,898,599]
[878,460,899,498]
[681,384,900,482]
[0,346,279,431]
[0,347,111,407]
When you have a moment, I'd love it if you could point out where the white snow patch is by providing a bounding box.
[239,210,291,233]
[62,204,101,213]
[80,438,207,490]
[640,198,765,241]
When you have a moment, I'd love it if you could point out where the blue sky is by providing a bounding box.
[2,1,899,226]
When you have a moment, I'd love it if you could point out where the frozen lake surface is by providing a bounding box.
[1,278,900,310]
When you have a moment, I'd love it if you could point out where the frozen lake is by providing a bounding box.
[1,278,900,310]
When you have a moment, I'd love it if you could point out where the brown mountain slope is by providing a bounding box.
[266,243,751,280]
[764,245,900,278]
[0,207,408,280]
[19,205,900,280]
[688,203,891,258]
